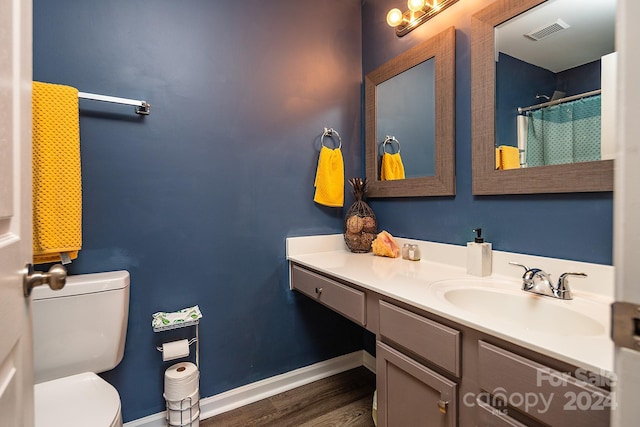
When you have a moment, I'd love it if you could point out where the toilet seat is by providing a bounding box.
[35,372,122,427]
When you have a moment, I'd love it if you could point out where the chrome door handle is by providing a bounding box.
[23,263,67,297]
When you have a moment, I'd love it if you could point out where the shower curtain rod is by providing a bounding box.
[518,89,601,114]
[78,91,150,115]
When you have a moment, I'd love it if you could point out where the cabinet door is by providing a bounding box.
[377,342,457,427]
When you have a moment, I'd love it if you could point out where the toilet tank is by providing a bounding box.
[31,270,130,384]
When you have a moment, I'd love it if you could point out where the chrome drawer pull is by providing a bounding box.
[315,287,323,295]
[437,399,448,414]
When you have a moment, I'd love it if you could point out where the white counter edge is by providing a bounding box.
[286,234,614,299]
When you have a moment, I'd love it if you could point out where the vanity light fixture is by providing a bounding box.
[386,0,459,37]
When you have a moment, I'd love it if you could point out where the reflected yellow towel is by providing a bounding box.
[380,152,405,181]
[496,145,520,170]
[32,82,82,264]
[314,146,344,207]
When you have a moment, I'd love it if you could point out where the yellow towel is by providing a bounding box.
[313,146,344,207]
[32,81,82,264]
[380,152,405,181]
[496,145,520,170]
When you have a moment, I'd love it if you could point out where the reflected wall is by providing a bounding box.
[377,59,436,178]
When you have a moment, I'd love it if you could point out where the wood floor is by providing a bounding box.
[201,367,376,427]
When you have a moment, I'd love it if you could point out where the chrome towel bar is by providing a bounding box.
[78,91,150,115]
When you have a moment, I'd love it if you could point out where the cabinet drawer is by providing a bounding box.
[478,341,611,426]
[476,399,527,427]
[291,264,365,326]
[379,300,460,376]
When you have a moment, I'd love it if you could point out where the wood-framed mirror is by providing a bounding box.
[471,0,614,195]
[365,26,455,198]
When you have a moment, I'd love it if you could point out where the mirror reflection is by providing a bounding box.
[471,0,613,194]
[376,58,435,180]
[494,0,616,170]
[365,26,455,198]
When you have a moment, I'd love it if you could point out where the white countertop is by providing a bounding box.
[287,234,615,377]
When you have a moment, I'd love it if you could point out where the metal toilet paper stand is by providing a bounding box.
[155,319,201,427]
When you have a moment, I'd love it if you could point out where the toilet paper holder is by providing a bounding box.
[154,319,200,368]
[156,338,197,357]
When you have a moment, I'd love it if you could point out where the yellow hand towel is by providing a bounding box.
[32,81,82,264]
[380,152,405,181]
[314,146,344,207]
[496,145,520,170]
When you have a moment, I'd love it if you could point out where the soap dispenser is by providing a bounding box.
[467,228,492,276]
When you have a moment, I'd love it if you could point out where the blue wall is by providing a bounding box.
[33,0,614,422]
[33,0,364,422]
[377,59,436,177]
[361,0,612,264]
[558,59,602,96]
[495,53,555,148]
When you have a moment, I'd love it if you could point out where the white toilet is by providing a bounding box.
[31,270,130,427]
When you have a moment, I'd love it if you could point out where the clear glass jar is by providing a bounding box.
[402,243,410,260]
[408,244,421,261]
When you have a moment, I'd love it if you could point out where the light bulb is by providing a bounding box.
[407,0,426,12]
[386,8,404,27]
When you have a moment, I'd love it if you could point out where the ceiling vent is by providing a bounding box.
[525,19,570,41]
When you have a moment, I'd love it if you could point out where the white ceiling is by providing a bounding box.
[495,0,616,73]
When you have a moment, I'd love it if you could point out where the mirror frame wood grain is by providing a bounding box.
[471,0,613,195]
[365,26,456,198]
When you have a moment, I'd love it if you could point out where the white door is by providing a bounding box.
[611,0,640,426]
[0,0,34,426]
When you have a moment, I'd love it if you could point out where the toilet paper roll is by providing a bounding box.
[165,362,199,401]
[162,339,190,362]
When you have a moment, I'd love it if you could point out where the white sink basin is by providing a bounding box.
[429,279,608,336]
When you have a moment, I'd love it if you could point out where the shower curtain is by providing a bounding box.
[525,95,601,167]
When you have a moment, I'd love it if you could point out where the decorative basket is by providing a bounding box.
[344,178,377,253]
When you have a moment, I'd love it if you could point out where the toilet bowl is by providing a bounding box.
[31,271,130,427]
[35,372,122,427]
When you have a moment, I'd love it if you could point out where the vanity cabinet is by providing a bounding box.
[289,262,611,427]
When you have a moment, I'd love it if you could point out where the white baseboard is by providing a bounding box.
[124,350,375,427]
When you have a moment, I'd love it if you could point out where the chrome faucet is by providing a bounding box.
[509,262,587,300]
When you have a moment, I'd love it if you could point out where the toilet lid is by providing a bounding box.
[35,372,121,427]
